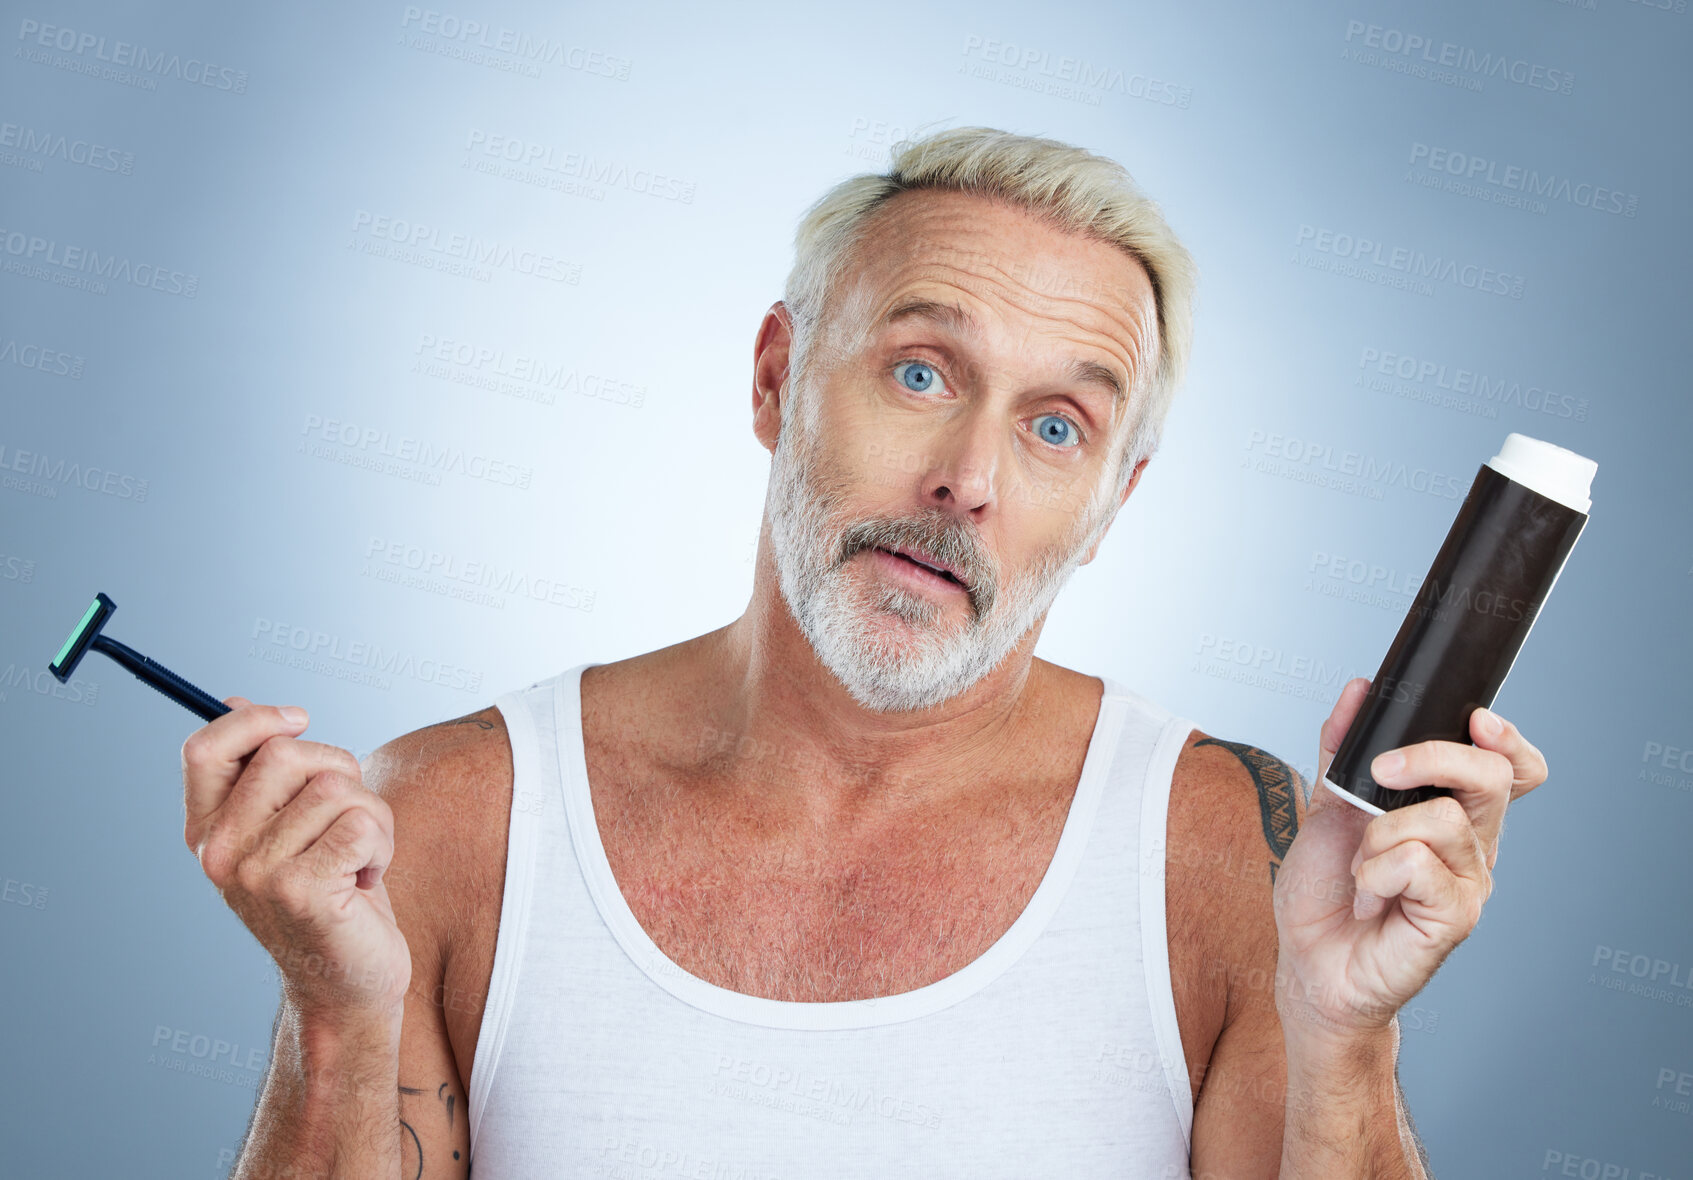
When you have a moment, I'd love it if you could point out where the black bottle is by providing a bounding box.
[1324,433,1597,815]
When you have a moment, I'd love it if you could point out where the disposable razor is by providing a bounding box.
[49,591,231,721]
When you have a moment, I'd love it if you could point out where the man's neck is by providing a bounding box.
[675,560,1053,832]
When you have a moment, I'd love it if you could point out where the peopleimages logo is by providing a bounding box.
[249,617,484,694]
[0,337,84,379]
[300,414,534,489]
[1357,346,1591,421]
[1192,631,1360,705]
[1294,224,1526,300]
[398,7,632,80]
[350,209,581,284]
[0,440,149,500]
[1408,142,1638,217]
[1243,427,1470,501]
[463,130,697,203]
[0,227,199,297]
[0,121,135,174]
[1307,548,1425,600]
[959,33,1193,107]
[1340,20,1574,94]
[710,1055,943,1130]
[363,536,597,612]
[0,663,97,705]
[413,333,647,409]
[15,18,250,92]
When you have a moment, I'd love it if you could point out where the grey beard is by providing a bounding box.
[765,390,1116,714]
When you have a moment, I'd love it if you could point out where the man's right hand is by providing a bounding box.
[182,696,412,1021]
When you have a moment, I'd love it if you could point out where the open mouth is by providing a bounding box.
[872,546,967,590]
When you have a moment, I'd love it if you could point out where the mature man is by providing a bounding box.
[189,126,1547,1178]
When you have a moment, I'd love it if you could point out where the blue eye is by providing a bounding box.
[1034,414,1080,448]
[894,360,942,393]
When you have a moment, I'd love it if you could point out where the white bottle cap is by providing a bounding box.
[1485,433,1597,514]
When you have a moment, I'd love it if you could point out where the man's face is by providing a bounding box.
[765,188,1160,713]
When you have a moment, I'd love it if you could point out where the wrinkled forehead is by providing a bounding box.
[826,189,1159,372]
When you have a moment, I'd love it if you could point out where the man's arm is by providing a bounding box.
[1278,1020,1430,1180]
[1186,738,1433,1179]
[234,1002,405,1180]
[230,729,477,1179]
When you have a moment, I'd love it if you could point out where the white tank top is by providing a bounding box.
[468,662,1198,1178]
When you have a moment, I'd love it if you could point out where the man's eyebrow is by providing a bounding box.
[875,295,1129,406]
[876,296,980,336]
[1065,358,1128,406]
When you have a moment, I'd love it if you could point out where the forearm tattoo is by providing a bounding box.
[398,1081,468,1176]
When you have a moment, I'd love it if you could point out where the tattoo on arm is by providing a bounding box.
[1194,738,1305,884]
[398,1080,468,1176]
[420,713,495,732]
[398,1085,425,1180]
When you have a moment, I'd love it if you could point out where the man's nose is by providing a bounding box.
[918,408,999,515]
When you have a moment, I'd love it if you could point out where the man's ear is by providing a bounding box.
[1078,455,1150,566]
[752,301,794,455]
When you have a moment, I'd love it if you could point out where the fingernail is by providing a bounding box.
[1350,847,1363,876]
[1373,751,1405,778]
[279,706,308,726]
[1478,708,1503,736]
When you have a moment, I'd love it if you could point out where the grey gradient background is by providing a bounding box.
[2,1,1689,1176]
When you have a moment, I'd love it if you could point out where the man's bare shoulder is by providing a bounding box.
[1175,728,1306,887]
[582,639,739,768]
[362,704,515,823]
[359,705,516,963]
[1171,727,1310,1021]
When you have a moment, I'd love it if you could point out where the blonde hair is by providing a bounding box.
[781,125,1198,494]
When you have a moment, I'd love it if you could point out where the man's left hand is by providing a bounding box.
[1271,676,1550,1044]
